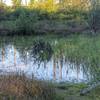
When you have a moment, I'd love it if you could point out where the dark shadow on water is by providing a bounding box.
[31,39,53,62]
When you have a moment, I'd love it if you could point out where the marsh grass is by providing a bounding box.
[49,35,100,82]
[1,34,100,65]
[0,72,56,100]
[1,34,100,82]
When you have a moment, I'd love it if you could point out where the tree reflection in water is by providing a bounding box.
[0,39,99,83]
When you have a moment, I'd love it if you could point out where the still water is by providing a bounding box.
[0,37,95,83]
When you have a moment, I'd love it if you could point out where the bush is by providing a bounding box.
[15,11,36,35]
[7,8,40,35]
[7,8,58,35]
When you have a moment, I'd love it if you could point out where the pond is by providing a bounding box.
[0,36,100,83]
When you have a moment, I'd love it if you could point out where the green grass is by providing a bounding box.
[53,83,100,100]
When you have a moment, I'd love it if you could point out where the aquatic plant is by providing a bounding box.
[32,39,53,62]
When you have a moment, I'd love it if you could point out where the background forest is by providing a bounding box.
[0,0,100,36]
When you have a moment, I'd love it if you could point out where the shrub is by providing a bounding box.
[30,0,58,12]
[10,8,39,35]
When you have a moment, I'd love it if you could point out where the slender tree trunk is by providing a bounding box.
[2,47,4,65]
[24,0,26,5]
[14,48,16,66]
[53,57,56,80]
[59,59,63,80]
[0,0,3,4]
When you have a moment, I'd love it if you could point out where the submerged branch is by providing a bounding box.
[80,82,100,96]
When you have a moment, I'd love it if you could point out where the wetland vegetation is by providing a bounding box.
[0,0,100,100]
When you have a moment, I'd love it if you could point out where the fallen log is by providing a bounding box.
[80,82,100,96]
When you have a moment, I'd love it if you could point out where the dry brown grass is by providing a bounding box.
[0,73,55,100]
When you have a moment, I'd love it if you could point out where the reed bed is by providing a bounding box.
[0,72,55,100]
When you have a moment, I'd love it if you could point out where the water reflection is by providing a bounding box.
[32,40,53,62]
[0,42,92,83]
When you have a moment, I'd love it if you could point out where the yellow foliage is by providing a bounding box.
[28,0,90,12]
[60,0,90,11]
[29,0,59,12]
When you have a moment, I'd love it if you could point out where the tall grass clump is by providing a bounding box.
[0,72,56,100]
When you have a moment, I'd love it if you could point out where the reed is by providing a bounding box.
[0,72,56,100]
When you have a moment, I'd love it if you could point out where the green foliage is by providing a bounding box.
[0,8,41,35]
[12,0,22,7]
[15,8,37,34]
[87,5,100,34]
[0,4,8,21]
[0,2,98,36]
